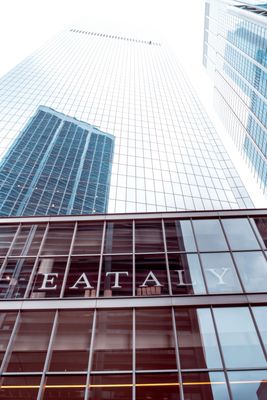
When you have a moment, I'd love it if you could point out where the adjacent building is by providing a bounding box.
[0,28,254,215]
[203,0,267,194]
[0,106,114,216]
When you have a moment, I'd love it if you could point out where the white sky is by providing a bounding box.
[0,0,266,206]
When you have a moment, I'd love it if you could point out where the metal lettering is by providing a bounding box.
[105,271,129,288]
[207,268,230,285]
[69,273,94,290]
[38,273,58,290]
[175,269,195,286]
[140,271,163,287]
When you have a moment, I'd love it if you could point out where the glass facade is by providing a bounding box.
[0,210,267,398]
[203,0,267,195]
[0,106,114,216]
[0,28,253,213]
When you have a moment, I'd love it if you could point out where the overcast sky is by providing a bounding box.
[0,0,266,206]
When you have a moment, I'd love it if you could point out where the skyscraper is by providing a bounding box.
[0,28,254,215]
[203,0,267,194]
[0,105,114,216]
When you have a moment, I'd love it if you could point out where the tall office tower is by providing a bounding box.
[0,106,114,216]
[0,28,254,215]
[203,0,267,194]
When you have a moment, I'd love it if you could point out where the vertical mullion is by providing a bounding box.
[0,223,21,279]
[171,307,184,400]
[24,222,50,299]
[132,219,135,297]
[190,219,209,293]
[210,306,234,400]
[96,221,106,297]
[84,309,97,400]
[132,307,136,400]
[60,222,77,298]
[36,310,58,400]
[162,218,172,295]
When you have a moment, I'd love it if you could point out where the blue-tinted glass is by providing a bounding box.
[228,370,267,400]
[233,251,267,292]
[213,307,266,368]
[192,219,228,251]
[222,218,260,250]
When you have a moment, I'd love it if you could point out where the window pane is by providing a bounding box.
[64,257,99,298]
[0,376,40,400]
[135,221,164,253]
[233,251,267,292]
[92,309,132,371]
[0,312,17,367]
[228,370,267,400]
[213,307,266,368]
[136,308,176,370]
[182,372,230,400]
[104,221,132,253]
[72,222,103,254]
[165,219,196,252]
[41,223,75,255]
[175,308,222,369]
[168,253,206,295]
[89,374,132,400]
[192,220,228,251]
[135,254,169,296]
[200,253,242,294]
[0,225,18,256]
[136,373,180,400]
[30,257,67,298]
[100,255,132,297]
[43,375,86,399]
[48,310,93,371]
[0,258,35,298]
[222,218,260,250]
[4,311,54,372]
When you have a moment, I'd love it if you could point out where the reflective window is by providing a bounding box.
[182,372,230,400]
[165,219,196,252]
[43,375,86,399]
[228,370,267,400]
[64,257,99,298]
[168,253,206,295]
[48,310,93,371]
[233,251,267,292]
[92,309,132,371]
[30,257,67,298]
[135,221,164,253]
[0,258,35,298]
[0,225,18,256]
[0,312,17,367]
[72,222,103,254]
[135,254,169,296]
[0,376,40,400]
[136,308,176,370]
[213,307,266,368]
[175,308,222,369]
[252,306,267,352]
[192,219,228,251]
[4,311,54,372]
[89,374,132,400]
[41,223,74,255]
[136,373,180,400]
[200,253,242,293]
[104,221,132,253]
[222,218,260,250]
[100,255,132,297]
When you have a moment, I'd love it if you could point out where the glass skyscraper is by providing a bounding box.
[0,105,114,216]
[0,28,254,215]
[203,0,267,195]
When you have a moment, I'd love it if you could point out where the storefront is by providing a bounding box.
[0,209,267,399]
